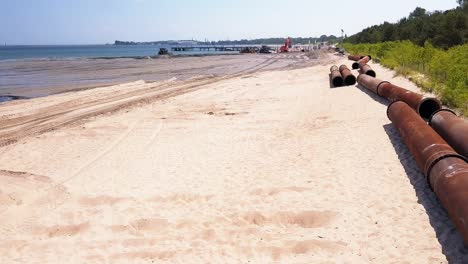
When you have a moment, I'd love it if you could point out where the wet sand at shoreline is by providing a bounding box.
[0,52,467,263]
[0,53,318,98]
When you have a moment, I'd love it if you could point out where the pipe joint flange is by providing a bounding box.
[428,108,457,126]
[425,154,468,191]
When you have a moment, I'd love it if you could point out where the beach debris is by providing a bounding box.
[352,56,371,70]
[357,74,441,118]
[429,109,468,158]
[338,65,356,86]
[348,54,372,61]
[329,65,344,87]
[387,101,468,245]
[358,63,376,77]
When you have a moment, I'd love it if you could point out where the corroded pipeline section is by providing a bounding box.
[348,54,372,61]
[352,56,370,70]
[387,101,468,244]
[357,74,441,118]
[339,65,356,85]
[358,64,376,77]
[330,65,343,87]
[429,109,468,158]
[348,55,363,61]
[356,74,388,94]
[379,82,441,119]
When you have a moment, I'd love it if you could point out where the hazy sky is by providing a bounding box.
[0,0,459,45]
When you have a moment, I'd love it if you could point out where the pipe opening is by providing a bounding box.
[344,75,356,86]
[418,98,442,119]
[366,70,376,78]
[352,62,359,70]
[332,77,343,87]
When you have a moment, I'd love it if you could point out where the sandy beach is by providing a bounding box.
[0,52,467,263]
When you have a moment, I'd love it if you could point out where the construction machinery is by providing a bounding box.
[158,48,169,55]
[280,37,292,53]
[259,45,272,54]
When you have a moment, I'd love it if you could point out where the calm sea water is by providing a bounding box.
[0,45,250,102]
[0,45,238,60]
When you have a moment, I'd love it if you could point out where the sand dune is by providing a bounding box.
[0,54,467,263]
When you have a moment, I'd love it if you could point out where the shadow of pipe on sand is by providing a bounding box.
[383,123,468,263]
[354,84,389,106]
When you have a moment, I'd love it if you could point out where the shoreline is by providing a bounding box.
[0,51,245,62]
[0,52,322,100]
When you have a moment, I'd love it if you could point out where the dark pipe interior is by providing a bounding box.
[366,70,376,78]
[345,75,356,86]
[352,62,359,69]
[332,77,343,87]
[418,99,442,119]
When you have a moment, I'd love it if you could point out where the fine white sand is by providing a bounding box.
[0,54,467,263]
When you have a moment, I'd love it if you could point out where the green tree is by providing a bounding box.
[345,4,467,49]
[409,7,426,19]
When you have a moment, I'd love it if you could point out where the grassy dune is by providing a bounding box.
[344,41,467,116]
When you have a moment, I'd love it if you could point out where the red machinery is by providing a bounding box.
[280,37,292,52]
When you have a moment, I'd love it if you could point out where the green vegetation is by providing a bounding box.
[346,3,467,49]
[344,41,468,115]
[207,35,341,45]
[345,1,467,115]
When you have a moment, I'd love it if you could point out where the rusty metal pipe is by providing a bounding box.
[387,101,468,244]
[357,75,441,118]
[379,82,441,119]
[339,65,356,86]
[330,65,343,87]
[429,109,468,158]
[357,74,388,94]
[348,54,371,61]
[358,64,376,77]
[352,56,370,70]
[428,157,468,244]
[348,55,363,61]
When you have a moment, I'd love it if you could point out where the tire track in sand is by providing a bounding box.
[0,56,284,148]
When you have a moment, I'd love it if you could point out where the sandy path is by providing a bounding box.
[0,55,467,263]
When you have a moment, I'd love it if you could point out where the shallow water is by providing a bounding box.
[0,45,239,61]
[0,52,318,100]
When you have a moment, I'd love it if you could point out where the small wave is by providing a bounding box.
[0,57,90,63]
[90,56,157,60]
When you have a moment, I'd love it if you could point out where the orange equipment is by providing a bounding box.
[280,37,292,52]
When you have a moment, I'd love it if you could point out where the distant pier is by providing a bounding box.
[168,44,319,54]
[171,45,261,52]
